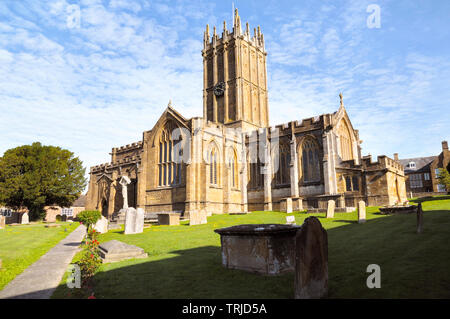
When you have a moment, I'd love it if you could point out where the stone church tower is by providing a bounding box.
[203,9,269,131]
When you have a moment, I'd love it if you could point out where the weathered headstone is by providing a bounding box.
[358,201,366,223]
[94,216,109,234]
[326,200,335,218]
[0,216,5,229]
[21,212,29,224]
[286,215,296,225]
[294,216,328,299]
[124,208,144,235]
[189,210,207,225]
[417,203,423,234]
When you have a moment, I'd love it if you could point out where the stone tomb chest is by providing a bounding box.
[214,224,300,275]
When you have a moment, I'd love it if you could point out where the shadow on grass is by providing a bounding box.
[51,207,450,299]
[411,195,450,203]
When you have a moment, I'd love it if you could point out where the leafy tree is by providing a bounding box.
[0,142,87,220]
[77,210,101,232]
[437,167,450,193]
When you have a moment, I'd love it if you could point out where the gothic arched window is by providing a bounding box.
[229,149,238,188]
[275,143,290,185]
[299,138,321,182]
[338,120,354,161]
[209,145,219,186]
[158,123,182,187]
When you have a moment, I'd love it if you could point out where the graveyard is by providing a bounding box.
[0,222,79,291]
[31,195,448,299]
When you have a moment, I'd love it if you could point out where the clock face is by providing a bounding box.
[213,82,225,97]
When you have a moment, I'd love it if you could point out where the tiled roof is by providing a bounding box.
[72,194,86,207]
[398,156,436,174]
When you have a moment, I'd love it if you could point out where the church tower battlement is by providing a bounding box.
[202,9,269,131]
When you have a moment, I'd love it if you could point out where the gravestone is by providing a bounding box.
[294,216,328,299]
[124,208,144,235]
[326,200,335,218]
[189,210,207,225]
[358,201,366,223]
[94,216,108,234]
[417,203,423,234]
[286,215,296,225]
[99,240,148,263]
[0,216,5,229]
[21,212,29,224]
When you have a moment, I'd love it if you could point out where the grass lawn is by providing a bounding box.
[53,196,450,299]
[0,222,79,291]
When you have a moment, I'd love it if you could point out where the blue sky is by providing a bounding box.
[1,0,449,180]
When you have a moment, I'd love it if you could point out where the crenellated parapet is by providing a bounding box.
[362,155,404,174]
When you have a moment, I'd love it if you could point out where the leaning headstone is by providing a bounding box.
[21,212,29,224]
[294,216,328,299]
[94,216,108,234]
[286,215,296,225]
[326,200,335,218]
[0,216,5,229]
[416,203,423,234]
[358,201,366,224]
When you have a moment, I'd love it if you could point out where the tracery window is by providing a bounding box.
[338,120,354,161]
[275,143,290,185]
[300,138,321,182]
[158,123,182,187]
[229,149,238,188]
[209,146,219,186]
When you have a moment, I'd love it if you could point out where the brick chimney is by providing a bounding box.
[442,141,448,151]
[394,153,399,161]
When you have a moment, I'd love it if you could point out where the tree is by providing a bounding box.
[437,167,450,193]
[0,142,87,220]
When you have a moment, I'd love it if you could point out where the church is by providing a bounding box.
[85,10,407,219]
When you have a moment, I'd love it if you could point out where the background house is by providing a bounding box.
[397,141,449,197]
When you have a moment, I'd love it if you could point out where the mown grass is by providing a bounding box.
[53,196,450,299]
[0,222,79,291]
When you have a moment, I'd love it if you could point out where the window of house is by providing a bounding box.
[424,173,430,180]
[437,184,446,192]
[61,208,73,217]
[435,168,441,176]
[407,162,416,169]
[409,174,423,188]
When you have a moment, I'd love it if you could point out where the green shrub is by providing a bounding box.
[77,210,101,231]
[55,215,62,222]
